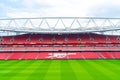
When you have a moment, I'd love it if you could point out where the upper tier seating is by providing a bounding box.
[90,33,107,43]
[107,36,119,43]
[1,33,119,45]
[79,33,91,43]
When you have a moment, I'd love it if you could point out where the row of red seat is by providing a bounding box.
[0,33,120,44]
[0,52,120,60]
[0,46,120,51]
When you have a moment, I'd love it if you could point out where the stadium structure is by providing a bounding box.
[0,17,120,60]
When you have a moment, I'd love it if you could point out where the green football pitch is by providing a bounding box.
[0,60,120,80]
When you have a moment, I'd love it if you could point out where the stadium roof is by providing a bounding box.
[0,17,120,35]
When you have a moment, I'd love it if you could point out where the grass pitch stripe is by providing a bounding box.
[95,60,120,80]
[85,60,118,80]
[10,60,35,80]
[77,60,112,80]
[26,60,45,80]
[8,60,39,80]
[26,60,52,80]
[105,60,120,66]
[98,60,120,72]
[0,61,22,75]
[69,60,94,80]
[0,60,14,64]
[0,60,33,80]
[43,60,61,80]
[0,60,20,68]
[16,60,43,80]
[60,60,77,80]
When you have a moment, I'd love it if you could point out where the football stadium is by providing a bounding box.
[0,17,120,80]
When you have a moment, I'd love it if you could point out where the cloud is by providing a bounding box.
[88,1,120,17]
[10,0,18,2]
[6,12,41,18]
[0,0,120,18]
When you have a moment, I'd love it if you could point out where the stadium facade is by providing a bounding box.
[0,17,120,60]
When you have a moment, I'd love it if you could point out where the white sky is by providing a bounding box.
[0,0,120,18]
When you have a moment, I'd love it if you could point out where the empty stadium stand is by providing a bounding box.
[0,33,120,60]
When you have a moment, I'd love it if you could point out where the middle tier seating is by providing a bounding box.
[0,46,120,52]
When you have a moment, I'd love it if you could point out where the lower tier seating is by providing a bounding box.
[8,53,24,60]
[81,52,100,59]
[100,52,113,59]
[111,52,120,59]
[0,52,120,60]
[0,53,10,60]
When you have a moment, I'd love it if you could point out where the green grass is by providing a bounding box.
[0,60,120,80]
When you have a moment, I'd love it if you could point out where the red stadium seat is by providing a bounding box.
[111,52,120,59]
[82,52,100,59]
[0,53,10,60]
[37,52,52,60]
[8,53,24,60]
[22,52,38,60]
[79,33,91,43]
[68,52,83,59]
[53,34,66,44]
[1,36,13,44]
[67,34,78,44]
[0,33,120,60]
[29,34,40,44]
[100,52,113,59]
[90,34,107,43]
[108,36,119,43]
[13,34,29,44]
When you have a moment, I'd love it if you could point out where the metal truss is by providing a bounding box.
[0,17,120,35]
